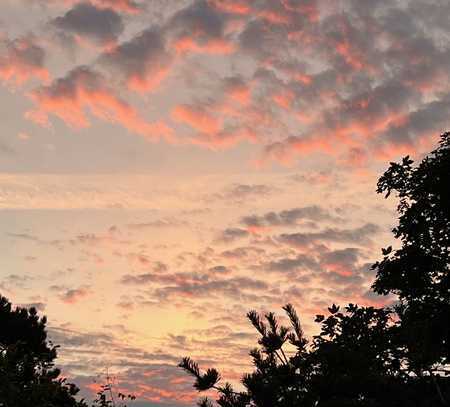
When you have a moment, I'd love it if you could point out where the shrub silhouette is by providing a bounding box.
[180,132,450,406]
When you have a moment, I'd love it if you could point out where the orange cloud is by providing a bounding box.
[247,225,270,235]
[208,0,251,15]
[172,100,261,149]
[328,112,408,146]
[127,66,170,93]
[261,98,413,166]
[225,80,252,106]
[295,111,315,124]
[374,132,438,162]
[27,67,173,142]
[293,72,313,85]
[328,18,376,74]
[323,262,353,277]
[173,36,235,55]
[335,40,365,70]
[90,0,142,14]
[0,36,50,86]
[262,135,334,166]
[172,104,221,134]
[272,90,295,110]
[228,86,251,105]
[258,10,291,25]
[72,33,118,53]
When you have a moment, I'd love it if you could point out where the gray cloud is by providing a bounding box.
[7,232,40,241]
[120,272,154,285]
[211,183,274,203]
[319,247,361,267]
[53,286,90,304]
[152,276,269,301]
[241,205,340,228]
[278,223,379,247]
[208,265,230,274]
[127,218,186,229]
[52,2,124,45]
[0,141,15,155]
[217,227,249,243]
[220,246,266,259]
[100,27,171,91]
[168,0,227,41]
[266,254,320,274]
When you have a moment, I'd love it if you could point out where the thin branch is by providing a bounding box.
[280,348,289,365]
[274,350,286,366]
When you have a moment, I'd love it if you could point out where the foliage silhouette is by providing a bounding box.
[180,132,450,406]
[0,295,85,407]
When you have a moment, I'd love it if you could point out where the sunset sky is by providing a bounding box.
[1,0,449,405]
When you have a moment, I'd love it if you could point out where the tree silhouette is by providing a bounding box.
[0,295,136,407]
[372,132,450,401]
[0,295,85,407]
[180,132,450,406]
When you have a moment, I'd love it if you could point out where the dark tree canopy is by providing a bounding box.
[180,132,450,407]
[372,133,450,374]
[0,295,85,407]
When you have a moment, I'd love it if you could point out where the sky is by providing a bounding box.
[0,0,449,405]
